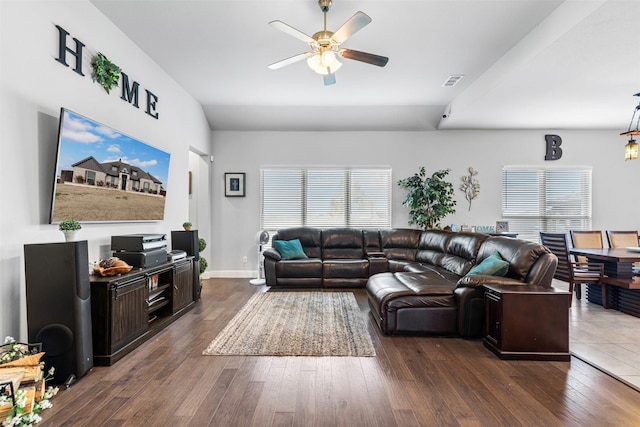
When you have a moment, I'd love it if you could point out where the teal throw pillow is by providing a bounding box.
[273,239,308,260]
[467,251,509,276]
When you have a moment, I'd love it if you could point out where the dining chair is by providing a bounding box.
[570,230,604,265]
[540,232,606,308]
[606,230,640,272]
[605,230,640,248]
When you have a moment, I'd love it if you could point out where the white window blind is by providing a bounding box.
[260,167,391,234]
[502,166,592,242]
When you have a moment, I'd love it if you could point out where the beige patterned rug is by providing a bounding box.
[202,291,375,357]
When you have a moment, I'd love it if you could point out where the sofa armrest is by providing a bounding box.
[263,248,281,262]
[368,256,388,275]
[366,251,386,258]
[456,274,525,288]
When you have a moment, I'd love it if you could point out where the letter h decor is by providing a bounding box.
[55,25,85,76]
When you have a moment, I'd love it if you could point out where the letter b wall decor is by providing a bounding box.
[544,134,563,160]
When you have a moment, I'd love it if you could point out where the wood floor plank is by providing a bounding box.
[250,364,286,426]
[35,278,640,427]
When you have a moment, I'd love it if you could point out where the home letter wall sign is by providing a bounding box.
[55,25,159,120]
[544,134,563,160]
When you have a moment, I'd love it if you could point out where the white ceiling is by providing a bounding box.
[91,0,640,132]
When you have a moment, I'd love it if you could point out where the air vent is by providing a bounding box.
[442,75,464,87]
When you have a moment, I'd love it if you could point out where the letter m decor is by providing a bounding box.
[121,72,140,108]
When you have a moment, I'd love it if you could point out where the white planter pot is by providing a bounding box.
[62,230,78,242]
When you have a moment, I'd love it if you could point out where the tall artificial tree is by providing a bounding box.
[398,166,457,230]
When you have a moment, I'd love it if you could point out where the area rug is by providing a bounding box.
[202,292,375,357]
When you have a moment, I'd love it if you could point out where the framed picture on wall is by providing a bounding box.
[495,221,509,233]
[225,172,245,197]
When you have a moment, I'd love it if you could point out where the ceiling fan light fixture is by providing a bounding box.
[321,49,336,67]
[269,6,387,85]
[307,54,321,71]
[307,53,341,75]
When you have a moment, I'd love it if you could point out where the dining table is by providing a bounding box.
[569,247,640,285]
[569,247,640,317]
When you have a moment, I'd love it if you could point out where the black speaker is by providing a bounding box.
[171,230,201,300]
[171,230,199,260]
[24,241,93,384]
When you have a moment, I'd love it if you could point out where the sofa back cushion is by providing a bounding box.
[415,230,449,266]
[379,229,422,261]
[416,231,488,276]
[440,232,490,276]
[321,228,364,260]
[273,227,322,259]
[477,236,550,281]
[363,229,382,252]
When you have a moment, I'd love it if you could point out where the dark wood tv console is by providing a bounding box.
[90,257,196,366]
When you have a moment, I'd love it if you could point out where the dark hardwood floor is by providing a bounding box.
[40,278,640,426]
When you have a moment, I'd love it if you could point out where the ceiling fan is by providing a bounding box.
[268,0,389,86]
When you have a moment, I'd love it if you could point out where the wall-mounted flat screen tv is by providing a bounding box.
[50,108,171,223]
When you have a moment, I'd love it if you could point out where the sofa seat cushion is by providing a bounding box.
[367,271,458,335]
[321,228,365,260]
[388,259,414,272]
[276,258,323,278]
[367,271,457,313]
[323,259,369,278]
[393,271,456,297]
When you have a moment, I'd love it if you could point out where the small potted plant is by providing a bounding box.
[182,221,192,231]
[59,218,81,242]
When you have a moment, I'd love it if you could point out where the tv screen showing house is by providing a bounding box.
[50,108,171,223]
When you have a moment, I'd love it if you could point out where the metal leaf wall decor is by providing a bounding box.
[460,167,480,211]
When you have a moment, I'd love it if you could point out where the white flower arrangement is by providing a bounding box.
[0,337,33,365]
[1,337,59,427]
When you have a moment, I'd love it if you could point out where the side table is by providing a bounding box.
[483,284,570,361]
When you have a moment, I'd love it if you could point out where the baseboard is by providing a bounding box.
[204,270,255,279]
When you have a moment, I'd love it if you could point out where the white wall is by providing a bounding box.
[211,130,640,276]
[0,1,211,338]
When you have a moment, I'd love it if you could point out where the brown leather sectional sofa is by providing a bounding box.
[263,227,558,338]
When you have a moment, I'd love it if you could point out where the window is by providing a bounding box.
[86,170,95,185]
[502,166,592,242]
[260,167,391,233]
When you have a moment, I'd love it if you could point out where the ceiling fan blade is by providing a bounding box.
[323,73,336,86]
[269,20,316,45]
[331,11,372,44]
[268,52,312,70]
[339,49,389,67]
